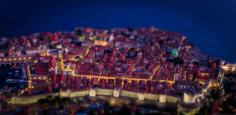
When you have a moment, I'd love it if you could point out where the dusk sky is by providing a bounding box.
[0,0,235,62]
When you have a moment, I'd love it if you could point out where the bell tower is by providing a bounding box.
[57,45,64,73]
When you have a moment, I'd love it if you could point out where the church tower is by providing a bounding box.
[57,45,64,73]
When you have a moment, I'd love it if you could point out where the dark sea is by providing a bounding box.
[0,0,235,62]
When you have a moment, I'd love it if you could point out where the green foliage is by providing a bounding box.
[209,89,221,100]
[36,96,71,105]
[173,57,184,65]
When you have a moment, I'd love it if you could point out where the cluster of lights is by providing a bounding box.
[74,74,175,84]
[199,73,209,78]
[0,57,32,62]
[153,65,160,74]
[94,40,108,46]
[221,64,236,73]
[26,64,33,91]
[30,76,48,80]
[0,56,33,94]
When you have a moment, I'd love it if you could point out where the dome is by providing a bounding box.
[207,79,220,89]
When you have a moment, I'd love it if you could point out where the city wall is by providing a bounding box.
[8,88,178,105]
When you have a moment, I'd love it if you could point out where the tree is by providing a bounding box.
[209,89,221,100]
[173,57,184,65]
